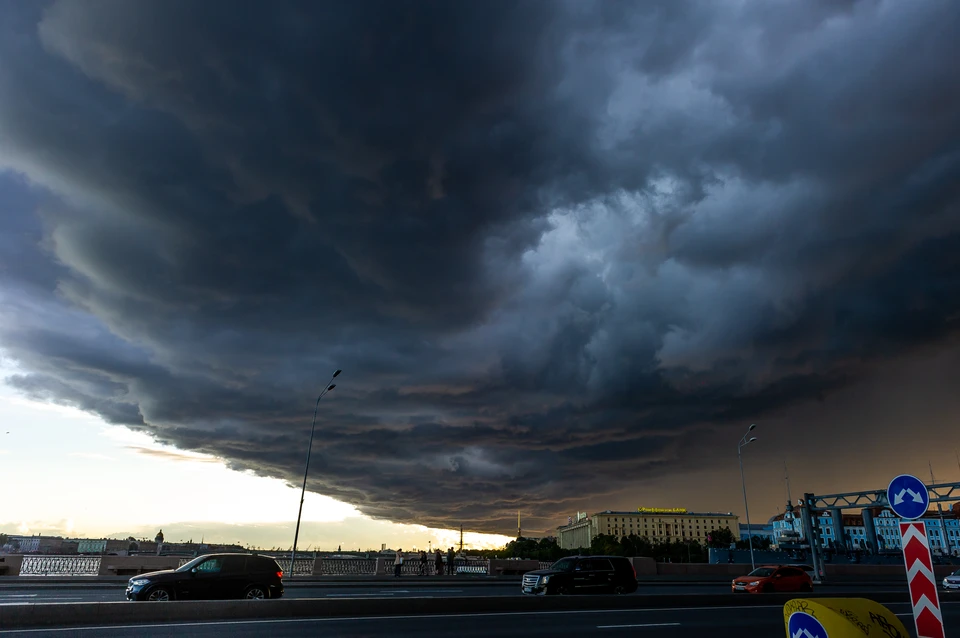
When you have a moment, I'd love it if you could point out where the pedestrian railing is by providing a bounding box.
[285,559,315,576]
[19,556,101,576]
[177,558,191,568]
[319,558,377,576]
[456,561,489,575]
[538,561,553,570]
[391,559,488,576]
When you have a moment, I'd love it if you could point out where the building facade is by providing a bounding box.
[770,502,960,556]
[557,508,740,550]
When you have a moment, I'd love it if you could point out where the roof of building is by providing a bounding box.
[594,510,737,517]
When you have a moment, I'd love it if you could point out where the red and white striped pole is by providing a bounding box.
[899,521,945,638]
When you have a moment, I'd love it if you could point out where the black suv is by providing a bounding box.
[521,556,638,595]
[126,553,284,601]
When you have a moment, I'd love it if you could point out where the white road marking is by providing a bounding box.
[0,595,38,598]
[381,589,462,594]
[598,623,681,629]
[325,593,395,597]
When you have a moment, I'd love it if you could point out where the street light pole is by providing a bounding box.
[738,424,758,571]
[289,369,341,576]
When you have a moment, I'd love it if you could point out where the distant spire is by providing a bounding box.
[784,460,792,506]
[518,510,522,539]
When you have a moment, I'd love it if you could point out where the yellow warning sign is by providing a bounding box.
[783,598,910,637]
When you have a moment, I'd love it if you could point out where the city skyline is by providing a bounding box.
[1,1,959,540]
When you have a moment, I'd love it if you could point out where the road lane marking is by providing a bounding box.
[381,589,462,594]
[0,595,38,598]
[598,623,681,629]
[325,593,395,597]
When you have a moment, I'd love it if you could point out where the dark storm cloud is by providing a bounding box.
[1,0,959,534]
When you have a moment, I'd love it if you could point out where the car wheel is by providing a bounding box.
[555,585,573,596]
[761,583,775,594]
[146,586,173,602]
[801,582,813,593]
[612,585,628,595]
[244,585,269,600]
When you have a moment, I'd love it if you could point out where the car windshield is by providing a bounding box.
[953,569,960,576]
[174,556,207,573]
[748,568,776,577]
[551,558,577,573]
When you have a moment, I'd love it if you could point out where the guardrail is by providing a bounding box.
[19,556,101,576]
[538,562,553,570]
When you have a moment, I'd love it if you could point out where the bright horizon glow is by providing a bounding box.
[0,359,512,551]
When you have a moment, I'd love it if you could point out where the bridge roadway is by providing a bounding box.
[0,580,907,604]
[0,600,958,637]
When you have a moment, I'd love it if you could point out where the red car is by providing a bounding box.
[732,565,813,594]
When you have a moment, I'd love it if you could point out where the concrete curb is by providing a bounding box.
[0,591,913,630]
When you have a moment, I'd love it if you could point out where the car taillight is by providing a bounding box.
[631,562,637,579]
[277,571,283,579]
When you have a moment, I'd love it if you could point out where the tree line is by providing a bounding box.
[468,526,768,563]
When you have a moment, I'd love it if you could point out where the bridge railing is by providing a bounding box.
[388,558,489,576]
[319,558,377,576]
[285,559,315,576]
[19,556,102,576]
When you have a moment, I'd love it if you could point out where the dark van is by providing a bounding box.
[126,553,284,601]
[521,556,638,595]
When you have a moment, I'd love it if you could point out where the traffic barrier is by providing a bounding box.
[783,598,909,638]
[0,591,913,630]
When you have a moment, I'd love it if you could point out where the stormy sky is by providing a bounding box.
[2,0,960,537]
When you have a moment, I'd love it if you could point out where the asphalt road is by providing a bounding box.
[1,602,959,637]
[0,582,909,604]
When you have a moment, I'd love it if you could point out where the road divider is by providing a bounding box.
[0,591,914,630]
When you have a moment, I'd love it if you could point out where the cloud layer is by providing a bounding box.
[1,0,959,534]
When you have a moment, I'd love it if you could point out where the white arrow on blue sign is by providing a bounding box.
[886,474,930,520]
[788,611,828,638]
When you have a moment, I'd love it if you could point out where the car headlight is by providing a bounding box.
[130,579,151,587]
[748,581,760,587]
[542,576,550,584]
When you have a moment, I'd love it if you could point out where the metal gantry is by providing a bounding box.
[801,480,960,583]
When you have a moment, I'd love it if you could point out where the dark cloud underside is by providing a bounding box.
[1,0,959,534]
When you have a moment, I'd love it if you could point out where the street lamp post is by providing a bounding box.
[289,369,341,576]
[738,424,758,572]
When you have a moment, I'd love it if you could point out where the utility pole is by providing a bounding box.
[517,511,521,540]
[459,524,463,553]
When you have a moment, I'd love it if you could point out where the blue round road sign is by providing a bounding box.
[886,474,929,520]
[788,611,827,638]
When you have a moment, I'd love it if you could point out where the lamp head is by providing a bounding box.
[748,423,756,432]
[333,369,342,378]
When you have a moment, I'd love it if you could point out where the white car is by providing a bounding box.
[943,569,960,591]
